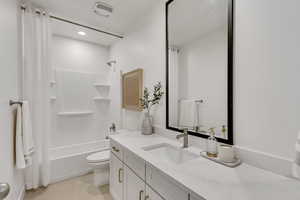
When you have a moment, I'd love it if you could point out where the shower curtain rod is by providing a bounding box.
[20,6,124,39]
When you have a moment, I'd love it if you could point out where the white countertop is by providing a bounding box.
[110,131,300,200]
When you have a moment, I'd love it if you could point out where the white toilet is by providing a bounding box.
[86,150,110,186]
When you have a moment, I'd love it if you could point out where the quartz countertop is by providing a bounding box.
[110,130,300,200]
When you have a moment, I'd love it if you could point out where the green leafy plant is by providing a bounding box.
[140,82,164,114]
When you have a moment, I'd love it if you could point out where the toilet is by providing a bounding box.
[86,150,110,186]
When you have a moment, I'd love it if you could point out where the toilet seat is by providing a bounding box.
[87,150,110,164]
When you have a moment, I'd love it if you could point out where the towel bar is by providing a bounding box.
[9,100,23,106]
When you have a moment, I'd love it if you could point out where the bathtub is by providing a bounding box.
[50,139,110,183]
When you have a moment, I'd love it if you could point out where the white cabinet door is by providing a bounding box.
[124,165,145,200]
[146,164,189,200]
[145,185,164,200]
[110,153,124,200]
[124,149,146,180]
[190,193,206,200]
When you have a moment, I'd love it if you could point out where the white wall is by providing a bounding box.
[110,0,300,173]
[0,0,25,199]
[178,28,227,135]
[52,35,110,74]
[109,1,166,130]
[234,0,300,159]
[51,35,111,148]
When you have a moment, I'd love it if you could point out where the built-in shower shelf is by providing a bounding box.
[93,83,110,88]
[50,96,57,101]
[93,97,111,102]
[57,111,94,116]
[50,80,56,86]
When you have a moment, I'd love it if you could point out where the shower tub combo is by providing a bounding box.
[49,139,110,183]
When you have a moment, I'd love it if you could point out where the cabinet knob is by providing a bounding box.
[139,190,144,200]
[112,146,120,152]
[118,168,123,183]
[145,195,150,200]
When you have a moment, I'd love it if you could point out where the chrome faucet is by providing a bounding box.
[176,128,189,148]
[109,123,116,133]
[106,123,116,139]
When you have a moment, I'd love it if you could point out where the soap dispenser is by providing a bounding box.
[206,127,218,157]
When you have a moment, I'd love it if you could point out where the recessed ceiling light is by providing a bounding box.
[78,31,86,36]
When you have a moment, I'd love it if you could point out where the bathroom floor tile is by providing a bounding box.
[24,174,112,200]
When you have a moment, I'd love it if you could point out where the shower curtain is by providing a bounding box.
[168,47,179,127]
[21,4,51,189]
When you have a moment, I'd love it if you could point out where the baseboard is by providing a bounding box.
[16,186,25,200]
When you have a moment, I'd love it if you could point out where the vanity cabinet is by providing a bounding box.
[124,149,145,180]
[110,153,124,200]
[190,194,206,200]
[146,164,189,200]
[145,185,164,200]
[110,140,201,200]
[123,165,145,200]
[111,139,123,160]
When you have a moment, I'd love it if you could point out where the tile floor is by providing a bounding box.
[24,174,113,200]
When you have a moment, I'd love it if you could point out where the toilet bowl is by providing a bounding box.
[86,150,110,186]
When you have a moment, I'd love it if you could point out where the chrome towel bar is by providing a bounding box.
[9,100,23,106]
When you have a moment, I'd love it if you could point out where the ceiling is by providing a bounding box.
[30,0,161,45]
[51,19,120,46]
[168,0,228,47]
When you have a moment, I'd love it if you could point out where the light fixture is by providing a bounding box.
[78,31,86,36]
[94,1,113,18]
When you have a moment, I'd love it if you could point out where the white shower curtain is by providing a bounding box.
[168,47,180,127]
[21,4,51,189]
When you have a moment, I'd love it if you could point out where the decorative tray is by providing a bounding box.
[200,151,242,168]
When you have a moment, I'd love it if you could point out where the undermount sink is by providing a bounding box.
[142,143,199,164]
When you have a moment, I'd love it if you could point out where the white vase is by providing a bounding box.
[141,112,153,135]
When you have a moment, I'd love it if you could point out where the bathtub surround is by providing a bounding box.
[21,4,52,189]
[51,36,111,148]
[109,0,300,177]
[49,35,112,182]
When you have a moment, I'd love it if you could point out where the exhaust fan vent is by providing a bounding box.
[94,1,113,17]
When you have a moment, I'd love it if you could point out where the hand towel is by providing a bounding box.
[22,101,35,156]
[292,131,300,179]
[179,100,196,128]
[16,104,26,169]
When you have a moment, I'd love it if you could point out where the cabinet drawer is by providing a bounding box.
[146,185,164,200]
[110,153,124,200]
[123,165,146,200]
[146,164,189,200]
[190,193,206,200]
[110,139,123,161]
[124,149,146,180]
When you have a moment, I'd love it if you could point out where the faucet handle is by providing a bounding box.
[179,127,190,134]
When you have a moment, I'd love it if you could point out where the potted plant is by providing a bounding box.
[140,82,164,135]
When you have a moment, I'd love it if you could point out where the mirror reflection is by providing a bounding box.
[167,0,229,139]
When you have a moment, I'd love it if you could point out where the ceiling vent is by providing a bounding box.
[94,1,113,18]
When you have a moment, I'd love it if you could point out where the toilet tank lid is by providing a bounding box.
[87,150,110,163]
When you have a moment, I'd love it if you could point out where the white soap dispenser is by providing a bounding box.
[206,127,218,157]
